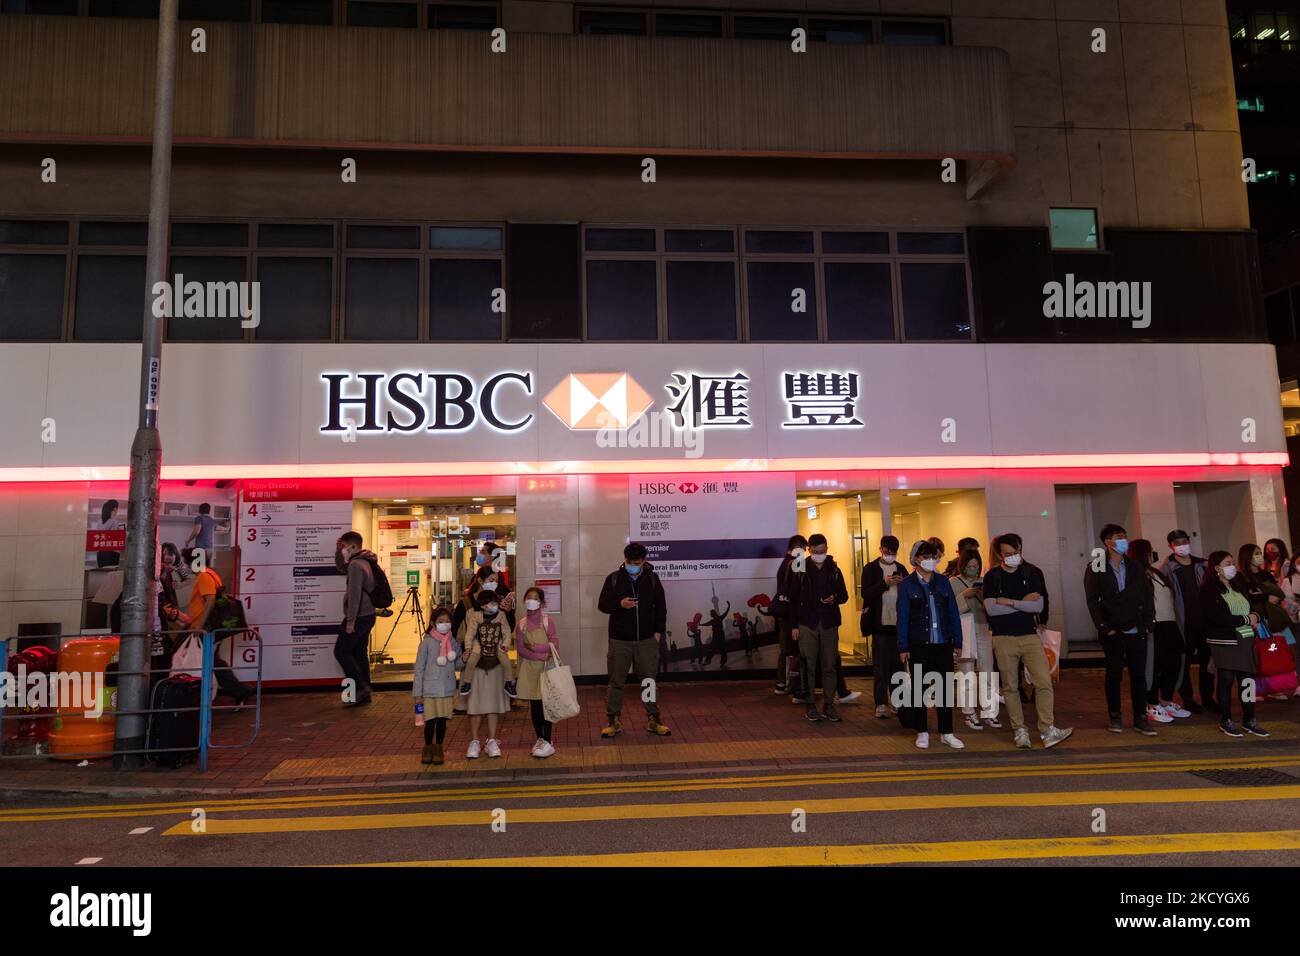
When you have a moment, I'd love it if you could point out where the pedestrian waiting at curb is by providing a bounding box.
[1129,538,1191,724]
[597,542,672,739]
[515,586,560,758]
[790,533,849,724]
[861,534,905,719]
[459,590,513,759]
[896,540,965,751]
[1200,551,1270,739]
[414,606,459,766]
[1085,523,1157,737]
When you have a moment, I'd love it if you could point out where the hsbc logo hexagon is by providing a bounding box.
[542,372,655,430]
[678,482,699,494]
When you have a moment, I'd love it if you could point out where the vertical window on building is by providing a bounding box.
[654,12,723,38]
[164,256,249,342]
[663,228,736,340]
[345,258,420,340]
[824,262,894,341]
[74,256,147,341]
[577,10,647,35]
[180,0,251,20]
[347,0,418,28]
[1048,208,1099,251]
[254,257,333,340]
[428,3,497,30]
[261,0,333,25]
[583,227,658,340]
[733,15,800,40]
[430,259,502,340]
[1228,13,1247,39]
[742,230,816,341]
[899,262,971,340]
[0,254,65,340]
[1250,12,1276,41]
[881,19,947,45]
[508,223,580,339]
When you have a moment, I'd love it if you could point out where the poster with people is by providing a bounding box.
[628,473,794,671]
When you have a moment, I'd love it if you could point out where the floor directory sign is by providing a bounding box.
[236,478,354,686]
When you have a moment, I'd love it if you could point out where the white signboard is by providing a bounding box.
[535,539,562,576]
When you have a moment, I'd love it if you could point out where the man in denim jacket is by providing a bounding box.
[896,540,965,750]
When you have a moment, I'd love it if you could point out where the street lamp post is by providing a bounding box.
[114,0,179,769]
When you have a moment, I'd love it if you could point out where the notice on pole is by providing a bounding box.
[535,539,562,576]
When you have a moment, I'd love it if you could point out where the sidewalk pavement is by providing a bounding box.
[2,670,1297,797]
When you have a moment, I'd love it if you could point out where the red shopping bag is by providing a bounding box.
[1256,630,1296,678]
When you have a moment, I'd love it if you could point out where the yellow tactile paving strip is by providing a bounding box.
[263,722,1300,781]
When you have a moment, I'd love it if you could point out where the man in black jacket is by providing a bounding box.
[597,542,672,738]
[861,535,905,718]
[1084,523,1156,735]
[790,533,850,723]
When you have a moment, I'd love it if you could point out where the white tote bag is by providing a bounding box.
[541,646,581,723]
[1038,627,1062,682]
[170,634,217,702]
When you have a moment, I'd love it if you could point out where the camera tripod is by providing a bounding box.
[370,585,425,665]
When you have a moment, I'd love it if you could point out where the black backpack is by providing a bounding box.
[361,555,395,610]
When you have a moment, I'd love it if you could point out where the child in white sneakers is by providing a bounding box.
[460,591,512,758]
[515,587,560,758]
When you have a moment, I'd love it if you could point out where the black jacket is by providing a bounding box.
[790,556,850,629]
[598,562,667,641]
[1084,553,1153,634]
[860,557,903,635]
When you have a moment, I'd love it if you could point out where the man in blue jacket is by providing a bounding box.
[896,540,965,750]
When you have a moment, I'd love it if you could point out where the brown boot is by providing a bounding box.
[421,745,434,765]
[432,744,444,765]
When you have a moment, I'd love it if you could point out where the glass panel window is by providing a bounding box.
[171,222,249,248]
[744,230,814,254]
[255,257,333,340]
[345,258,419,340]
[746,261,817,341]
[822,231,889,255]
[900,262,970,340]
[664,229,734,253]
[880,19,946,45]
[0,220,69,245]
[258,223,334,248]
[0,254,64,340]
[430,259,501,340]
[429,4,497,30]
[88,0,159,16]
[2,0,78,14]
[666,260,736,340]
[1048,208,1099,251]
[430,226,502,250]
[180,0,251,19]
[262,0,333,25]
[656,13,723,37]
[586,260,657,340]
[1251,12,1277,41]
[347,1,418,27]
[1228,13,1246,39]
[164,256,248,341]
[825,261,894,341]
[346,224,420,250]
[734,15,800,40]
[808,18,870,44]
[1265,291,1294,346]
[74,256,146,340]
[897,232,964,255]
[577,10,647,35]
[585,228,656,252]
[79,221,148,246]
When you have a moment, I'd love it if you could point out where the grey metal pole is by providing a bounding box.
[114,0,179,769]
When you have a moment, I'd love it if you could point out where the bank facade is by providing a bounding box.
[0,2,1285,683]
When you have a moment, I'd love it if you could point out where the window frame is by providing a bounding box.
[1046,205,1104,254]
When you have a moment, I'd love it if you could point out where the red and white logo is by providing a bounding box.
[542,373,655,430]
[678,482,699,494]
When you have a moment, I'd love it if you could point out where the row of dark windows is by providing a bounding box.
[576,9,947,45]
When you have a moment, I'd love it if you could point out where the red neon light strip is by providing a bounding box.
[0,451,1287,483]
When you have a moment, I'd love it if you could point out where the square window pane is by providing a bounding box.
[0,254,64,340]
[1,1,78,13]
[1251,12,1276,40]
[181,0,251,19]
[664,229,734,253]
[1048,208,1099,251]
[1228,13,1246,39]
[666,260,736,340]
[345,258,419,340]
[0,220,69,245]
[578,10,646,35]
[881,20,946,45]
[79,221,148,246]
[258,223,335,248]
[88,0,159,15]
[262,0,333,24]
[900,262,970,340]
[746,261,816,341]
[656,13,722,37]
[586,260,657,340]
[346,224,420,249]
[585,228,656,252]
[74,255,146,340]
[347,1,417,27]
[822,231,888,254]
[825,262,894,341]
[430,226,502,250]
[429,4,496,30]
[164,257,248,341]
[808,18,870,43]
[255,258,332,340]
[171,222,249,247]
[744,230,813,254]
[897,232,964,254]
[734,16,799,40]
[430,259,501,340]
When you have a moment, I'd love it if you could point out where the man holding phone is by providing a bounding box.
[597,542,672,739]
[861,535,905,718]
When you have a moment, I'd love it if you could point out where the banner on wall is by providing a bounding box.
[237,478,354,686]
[628,473,794,673]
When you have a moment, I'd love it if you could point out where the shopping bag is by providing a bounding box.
[1256,630,1296,678]
[541,646,581,723]
[1037,628,1062,682]
[170,634,216,702]
[958,613,976,660]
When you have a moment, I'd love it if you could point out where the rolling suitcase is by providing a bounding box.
[147,675,201,767]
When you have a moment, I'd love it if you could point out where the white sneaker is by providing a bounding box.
[485,738,502,758]
[529,738,544,756]
[940,733,965,750]
[466,739,481,759]
[1042,725,1074,749]
[915,732,930,749]
[1013,727,1032,749]
[1162,701,1192,719]
[533,740,555,758]
[838,690,862,704]
[1147,704,1174,724]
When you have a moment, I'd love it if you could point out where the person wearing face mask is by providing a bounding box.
[861,535,906,719]
[895,540,964,749]
[514,586,560,757]
[950,547,1001,731]
[1130,538,1191,724]
[452,565,518,698]
[1200,551,1269,737]
[1279,554,1300,630]
[1261,538,1289,583]
[763,534,808,696]
[459,591,514,758]
[944,538,979,577]
[1236,542,1293,700]
[1160,531,1211,713]
[413,606,459,765]
[333,531,377,707]
[983,533,1073,749]
[1085,524,1156,736]
[597,543,672,738]
[789,533,849,722]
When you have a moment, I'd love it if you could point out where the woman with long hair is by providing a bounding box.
[1261,538,1290,583]
[1130,539,1190,723]
[1200,550,1269,737]
[949,547,1001,731]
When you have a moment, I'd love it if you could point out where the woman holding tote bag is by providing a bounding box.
[515,586,561,758]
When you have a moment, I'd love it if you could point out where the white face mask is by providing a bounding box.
[524,599,541,612]
[1221,565,1237,581]
[481,581,497,592]
[881,555,896,565]
[484,604,499,616]
[435,621,451,634]
[1003,554,1023,568]
[1174,544,1191,557]
[919,558,938,573]
[810,553,828,564]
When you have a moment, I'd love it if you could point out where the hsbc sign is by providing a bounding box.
[320,371,535,435]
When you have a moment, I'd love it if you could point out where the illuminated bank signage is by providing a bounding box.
[320,371,534,435]
[542,372,655,430]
